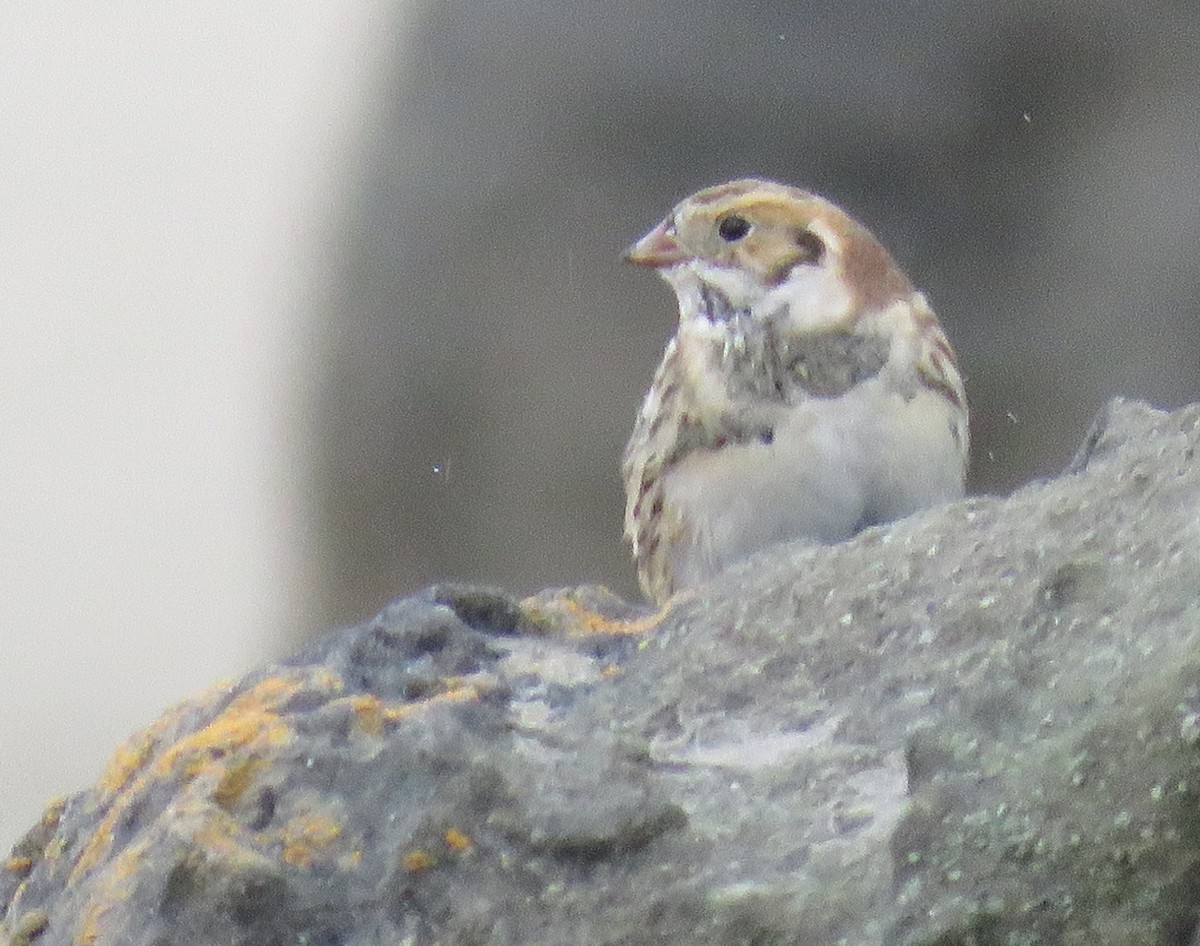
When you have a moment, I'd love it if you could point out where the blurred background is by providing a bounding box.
[3,0,1198,849]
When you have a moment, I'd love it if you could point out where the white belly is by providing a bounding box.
[661,379,963,589]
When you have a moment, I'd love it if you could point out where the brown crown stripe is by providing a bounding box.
[685,179,785,205]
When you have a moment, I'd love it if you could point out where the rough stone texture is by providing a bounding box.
[6,397,1200,945]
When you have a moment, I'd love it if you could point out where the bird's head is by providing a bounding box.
[626,178,912,331]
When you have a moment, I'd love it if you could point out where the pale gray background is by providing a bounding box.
[0,0,402,850]
[4,0,1199,850]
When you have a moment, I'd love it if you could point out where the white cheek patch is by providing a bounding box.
[661,242,855,332]
[763,264,854,332]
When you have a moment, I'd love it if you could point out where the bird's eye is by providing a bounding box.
[717,214,751,242]
[794,229,825,264]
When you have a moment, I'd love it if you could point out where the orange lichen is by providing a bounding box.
[309,667,344,692]
[75,893,111,946]
[402,849,436,872]
[7,909,48,946]
[154,703,289,784]
[60,658,495,916]
[96,722,168,798]
[212,756,266,811]
[520,589,690,638]
[98,743,145,794]
[348,694,387,736]
[38,796,67,832]
[72,671,334,881]
[72,837,152,946]
[418,685,479,710]
[96,681,234,797]
[335,686,482,739]
[5,855,35,877]
[193,813,270,864]
[375,685,481,724]
[281,813,343,869]
[444,828,472,852]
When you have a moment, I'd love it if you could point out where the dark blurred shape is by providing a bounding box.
[307,0,1200,628]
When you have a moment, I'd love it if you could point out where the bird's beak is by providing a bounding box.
[624,219,688,268]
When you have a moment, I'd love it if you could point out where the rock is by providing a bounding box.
[6,398,1200,945]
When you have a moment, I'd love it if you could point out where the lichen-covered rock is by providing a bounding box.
[5,398,1200,945]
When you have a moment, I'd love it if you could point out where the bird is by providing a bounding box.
[621,178,968,605]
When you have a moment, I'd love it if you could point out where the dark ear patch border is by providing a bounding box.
[793,229,825,264]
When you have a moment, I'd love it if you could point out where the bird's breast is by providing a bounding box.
[659,376,964,588]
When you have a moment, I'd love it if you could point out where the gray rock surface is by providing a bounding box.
[5,397,1200,945]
